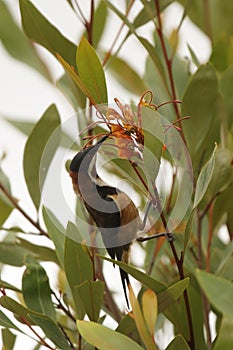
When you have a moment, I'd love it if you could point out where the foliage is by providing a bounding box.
[0,1,233,349]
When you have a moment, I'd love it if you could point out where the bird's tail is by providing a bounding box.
[119,267,130,309]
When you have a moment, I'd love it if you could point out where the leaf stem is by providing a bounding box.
[0,181,49,238]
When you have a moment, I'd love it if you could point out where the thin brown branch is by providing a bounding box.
[151,181,195,349]
[206,203,214,272]
[199,192,220,220]
[58,322,75,349]
[0,181,49,238]
[21,317,56,350]
[52,290,76,323]
[154,0,186,144]
[102,0,135,66]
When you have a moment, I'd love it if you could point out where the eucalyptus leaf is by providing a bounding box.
[23,104,60,210]
[193,144,217,208]
[0,168,13,226]
[77,36,108,105]
[22,256,56,321]
[0,310,21,331]
[75,280,104,322]
[195,269,233,318]
[19,0,77,67]
[77,320,144,350]
[0,0,50,79]
[182,64,218,163]
[107,55,148,95]
[166,334,190,350]
[213,316,233,350]
[2,328,16,350]
[29,313,71,350]
[42,206,65,267]
[64,222,93,317]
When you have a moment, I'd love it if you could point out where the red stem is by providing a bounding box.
[154,0,186,143]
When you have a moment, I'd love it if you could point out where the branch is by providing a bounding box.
[148,181,195,350]
[0,181,49,238]
[154,0,186,143]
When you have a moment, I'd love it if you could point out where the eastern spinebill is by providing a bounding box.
[69,135,142,308]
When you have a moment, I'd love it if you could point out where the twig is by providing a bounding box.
[102,0,135,66]
[151,182,195,349]
[58,322,75,348]
[51,290,76,323]
[199,192,220,220]
[21,317,56,350]
[154,0,186,143]
[0,181,49,238]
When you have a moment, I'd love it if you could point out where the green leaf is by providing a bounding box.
[19,0,77,67]
[0,296,70,349]
[77,36,108,105]
[129,286,157,350]
[107,55,148,95]
[0,0,50,79]
[0,237,57,267]
[183,210,195,252]
[116,314,140,341]
[102,256,189,312]
[134,0,173,28]
[177,0,233,41]
[206,148,233,199]
[193,144,217,208]
[211,35,233,72]
[101,256,167,293]
[158,278,190,313]
[142,289,157,337]
[166,334,190,350]
[64,222,93,317]
[0,168,13,226]
[182,64,218,161]
[92,1,108,48]
[195,269,233,318]
[18,237,59,265]
[75,280,105,322]
[23,104,60,209]
[213,316,233,350]
[56,73,86,110]
[0,310,21,331]
[0,279,21,293]
[184,145,216,250]
[142,108,164,181]
[0,296,34,325]
[213,182,233,234]
[29,313,71,350]
[220,65,233,124]
[22,256,56,321]
[42,207,65,267]
[5,116,79,151]
[77,320,144,350]
[2,328,16,350]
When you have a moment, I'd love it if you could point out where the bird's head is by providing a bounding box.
[69,135,109,174]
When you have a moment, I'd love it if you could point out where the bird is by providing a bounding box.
[69,135,142,308]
